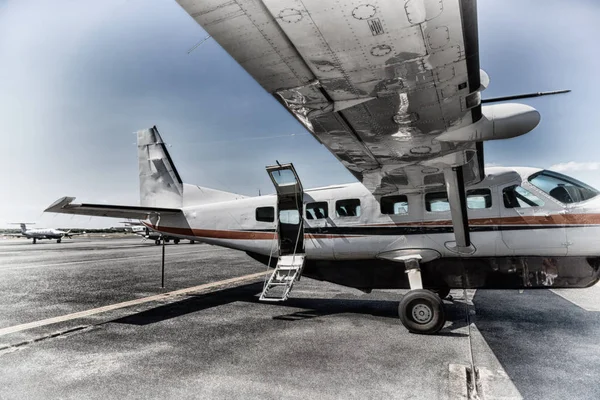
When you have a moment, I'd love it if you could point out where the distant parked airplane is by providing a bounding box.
[6,223,83,244]
[121,221,194,245]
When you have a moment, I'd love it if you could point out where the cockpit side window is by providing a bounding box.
[529,170,599,203]
[503,185,544,208]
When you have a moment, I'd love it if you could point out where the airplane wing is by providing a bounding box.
[176,0,488,194]
[44,197,182,220]
[176,0,540,251]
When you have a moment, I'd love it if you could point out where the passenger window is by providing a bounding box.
[425,192,450,212]
[279,209,300,225]
[255,206,274,222]
[467,189,492,209]
[503,185,544,208]
[380,195,408,215]
[306,202,328,220]
[335,199,361,217]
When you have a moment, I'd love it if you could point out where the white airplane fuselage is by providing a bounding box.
[22,228,68,241]
[143,166,600,291]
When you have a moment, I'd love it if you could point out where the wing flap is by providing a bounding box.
[44,197,182,220]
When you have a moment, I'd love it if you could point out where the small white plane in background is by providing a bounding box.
[6,223,83,244]
[120,221,194,245]
[44,0,600,334]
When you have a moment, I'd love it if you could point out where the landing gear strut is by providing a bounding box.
[32,238,36,244]
[398,256,446,334]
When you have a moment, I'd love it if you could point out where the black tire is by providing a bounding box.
[189,240,195,244]
[430,287,451,299]
[399,289,446,334]
[155,239,161,245]
[33,238,36,244]
[57,238,62,243]
[174,239,180,244]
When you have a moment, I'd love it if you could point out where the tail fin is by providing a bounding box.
[137,126,246,208]
[9,223,35,234]
[137,126,184,208]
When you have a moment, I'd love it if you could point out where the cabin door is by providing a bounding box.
[266,163,304,255]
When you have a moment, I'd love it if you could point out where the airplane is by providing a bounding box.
[120,221,194,245]
[44,0,600,334]
[5,223,81,244]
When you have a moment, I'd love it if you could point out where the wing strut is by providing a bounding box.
[443,167,474,253]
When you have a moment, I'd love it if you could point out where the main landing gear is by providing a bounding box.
[56,238,61,243]
[398,257,446,334]
[32,238,36,244]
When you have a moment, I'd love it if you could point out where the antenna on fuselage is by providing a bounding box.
[481,89,571,103]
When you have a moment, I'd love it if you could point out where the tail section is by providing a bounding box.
[138,126,184,208]
[137,126,246,208]
[9,223,34,234]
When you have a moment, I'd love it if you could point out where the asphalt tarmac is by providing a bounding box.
[0,238,598,399]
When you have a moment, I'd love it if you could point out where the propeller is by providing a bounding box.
[482,89,570,104]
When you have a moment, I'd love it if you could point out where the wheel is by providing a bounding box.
[57,238,62,243]
[165,239,170,243]
[189,240,195,244]
[430,287,451,299]
[399,289,446,334]
[174,239,180,244]
[32,238,36,244]
[155,239,161,245]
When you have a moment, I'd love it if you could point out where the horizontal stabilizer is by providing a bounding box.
[44,197,182,220]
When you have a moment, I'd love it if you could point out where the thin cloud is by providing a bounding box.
[549,161,600,172]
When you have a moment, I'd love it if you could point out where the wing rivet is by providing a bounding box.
[352,4,376,20]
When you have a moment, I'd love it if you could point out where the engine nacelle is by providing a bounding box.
[437,103,540,142]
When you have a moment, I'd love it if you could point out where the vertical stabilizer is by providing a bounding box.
[137,126,183,208]
[8,223,34,234]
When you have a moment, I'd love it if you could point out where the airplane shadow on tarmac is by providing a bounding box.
[112,282,469,337]
[473,289,600,400]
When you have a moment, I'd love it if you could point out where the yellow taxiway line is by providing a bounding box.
[0,271,268,337]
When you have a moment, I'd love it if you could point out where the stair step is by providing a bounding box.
[259,253,306,302]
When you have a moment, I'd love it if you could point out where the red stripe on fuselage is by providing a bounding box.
[143,213,600,241]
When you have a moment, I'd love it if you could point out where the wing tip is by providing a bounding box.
[45,196,76,213]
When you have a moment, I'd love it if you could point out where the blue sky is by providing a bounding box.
[1,0,599,228]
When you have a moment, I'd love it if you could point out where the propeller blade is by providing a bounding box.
[482,89,570,104]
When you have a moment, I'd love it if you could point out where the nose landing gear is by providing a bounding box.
[398,256,446,334]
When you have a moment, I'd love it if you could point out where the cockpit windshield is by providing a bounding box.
[528,170,599,203]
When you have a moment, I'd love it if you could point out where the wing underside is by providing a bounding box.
[177,0,484,195]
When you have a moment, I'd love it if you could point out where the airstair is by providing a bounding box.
[260,254,305,302]
[260,162,306,302]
